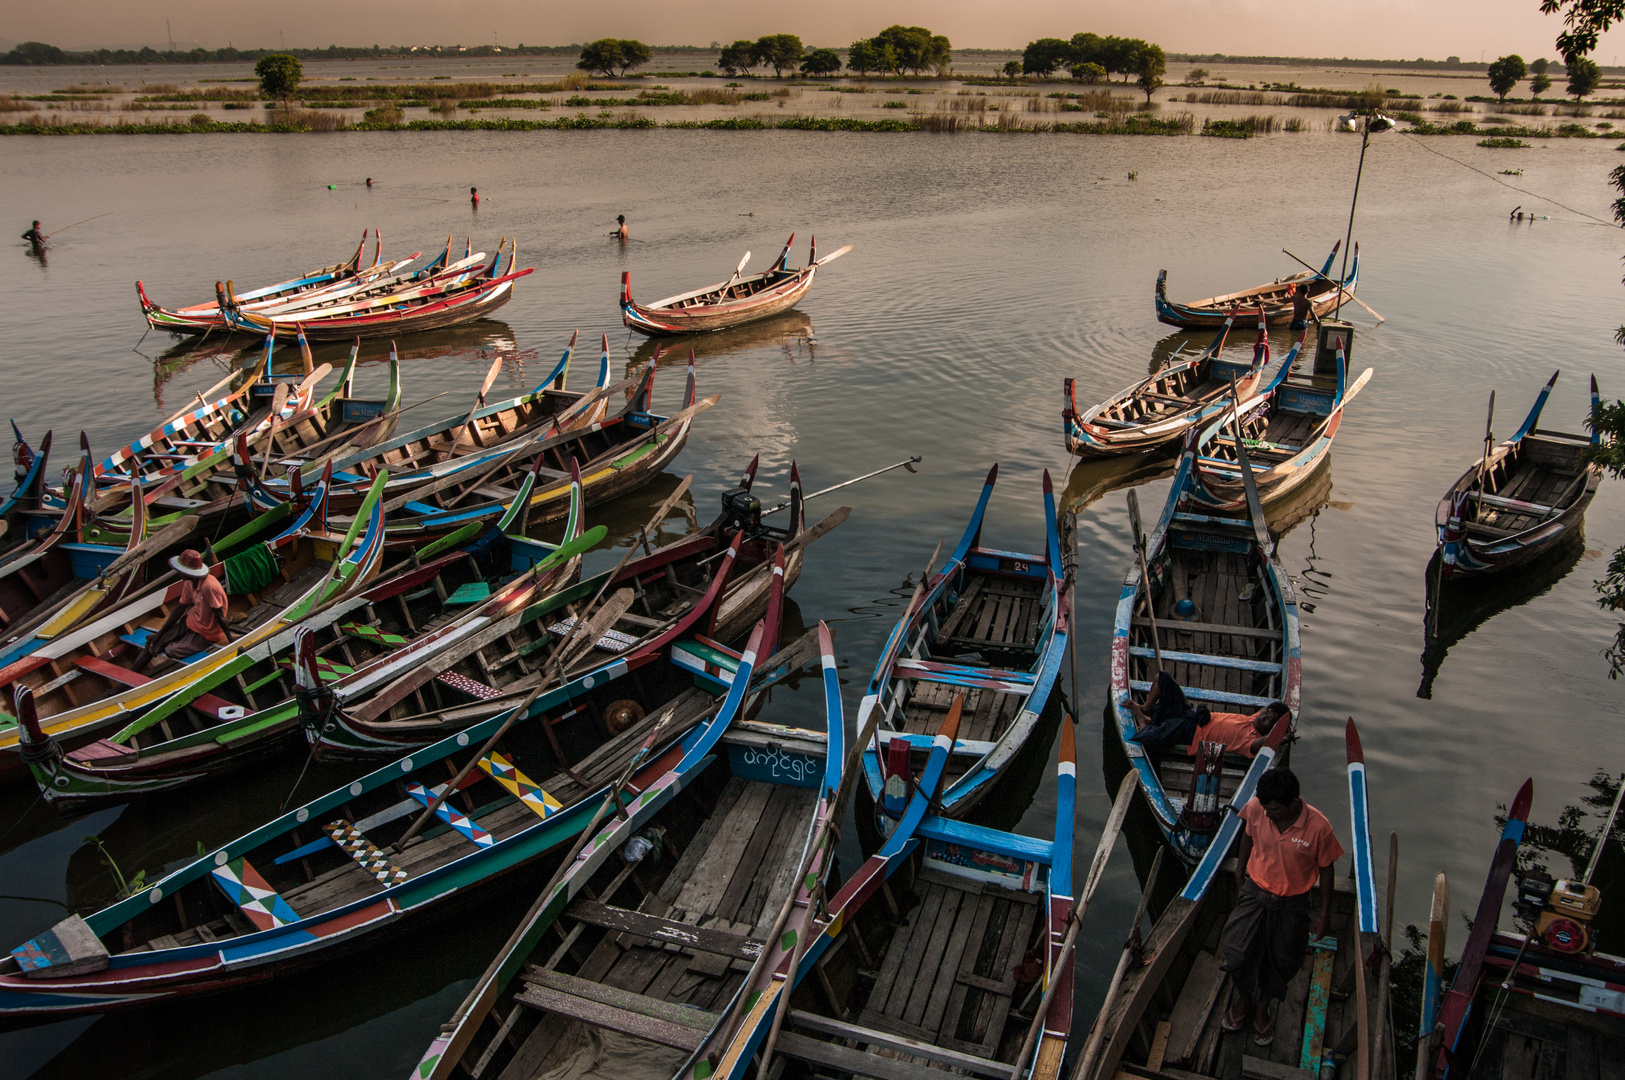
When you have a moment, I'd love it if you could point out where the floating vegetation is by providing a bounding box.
[1500,167,1525,175]
[1478,137,1531,148]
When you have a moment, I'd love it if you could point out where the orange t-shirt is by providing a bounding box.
[182,574,229,644]
[1188,712,1259,758]
[1239,797,1344,897]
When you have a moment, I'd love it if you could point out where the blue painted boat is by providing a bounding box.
[1110,433,1300,866]
[858,464,1068,819]
[1436,371,1603,578]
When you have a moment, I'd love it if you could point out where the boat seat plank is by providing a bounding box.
[1129,680,1277,708]
[895,657,1035,692]
[788,1011,1017,1078]
[1128,646,1281,674]
[563,900,762,960]
[514,969,712,1052]
[774,1031,969,1080]
[1137,617,1280,641]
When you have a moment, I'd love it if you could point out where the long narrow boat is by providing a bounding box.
[1,427,52,558]
[310,468,842,761]
[1073,711,1394,1080]
[858,464,1067,820]
[1436,372,1604,578]
[1112,432,1301,865]
[1188,334,1373,510]
[18,465,598,811]
[1421,778,1625,1078]
[136,230,381,335]
[700,700,1082,1080]
[621,234,852,336]
[411,620,840,1080]
[1156,242,1358,330]
[1422,779,1534,1079]
[221,245,532,342]
[0,593,805,1021]
[1064,312,1264,459]
[0,473,389,781]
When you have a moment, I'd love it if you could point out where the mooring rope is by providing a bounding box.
[1397,129,1620,227]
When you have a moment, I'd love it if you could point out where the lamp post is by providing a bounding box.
[1333,112,1393,320]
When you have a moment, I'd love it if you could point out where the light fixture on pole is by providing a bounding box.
[1334,113,1393,320]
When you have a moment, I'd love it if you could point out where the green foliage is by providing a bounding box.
[1023,38,1072,76]
[1531,71,1555,95]
[871,25,952,75]
[718,41,755,76]
[1531,56,1551,76]
[577,39,623,77]
[1539,0,1625,62]
[1137,44,1167,102]
[752,34,803,77]
[846,38,894,76]
[1477,136,1531,146]
[1188,67,1209,84]
[1567,56,1603,99]
[1002,60,1023,79]
[1072,62,1108,84]
[1487,54,1527,100]
[617,40,652,74]
[1201,119,1253,138]
[255,54,303,101]
[4,41,66,65]
[800,48,841,76]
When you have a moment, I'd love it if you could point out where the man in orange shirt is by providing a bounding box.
[1219,767,1344,1045]
[1188,701,1290,759]
[136,549,234,671]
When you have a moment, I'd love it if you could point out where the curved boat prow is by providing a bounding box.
[1511,370,1562,443]
[949,463,999,564]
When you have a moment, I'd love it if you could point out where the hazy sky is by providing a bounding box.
[14,0,1625,64]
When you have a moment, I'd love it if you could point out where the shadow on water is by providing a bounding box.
[1062,453,1179,517]
[1418,529,1586,699]
[624,309,815,372]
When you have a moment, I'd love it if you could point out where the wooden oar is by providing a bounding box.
[1281,247,1385,323]
[1471,391,1496,524]
[1012,770,1141,1077]
[1126,489,1163,671]
[453,354,505,448]
[1073,846,1165,1080]
[257,382,292,480]
[813,243,854,266]
[722,251,751,292]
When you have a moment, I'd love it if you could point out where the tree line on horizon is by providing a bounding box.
[1485,52,1603,100]
[1013,34,1167,101]
[576,27,951,78]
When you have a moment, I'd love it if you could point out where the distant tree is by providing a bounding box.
[1531,70,1554,94]
[718,40,755,76]
[1002,59,1023,80]
[255,53,303,102]
[3,41,66,65]
[616,39,652,75]
[577,39,623,77]
[1136,44,1166,103]
[1069,32,1104,68]
[800,48,841,76]
[752,34,804,77]
[1531,56,1551,76]
[1488,54,1528,100]
[1022,37,1072,76]
[1071,62,1107,83]
[872,25,949,75]
[1187,67,1209,84]
[1568,56,1602,99]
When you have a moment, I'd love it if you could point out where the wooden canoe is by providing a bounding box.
[413,620,841,1080]
[858,463,1068,819]
[1436,372,1603,578]
[1188,335,1374,510]
[0,472,390,782]
[1064,311,1269,459]
[136,229,381,335]
[18,463,598,811]
[621,234,851,336]
[0,610,809,1021]
[1155,242,1359,330]
[0,427,53,560]
[1111,433,1301,866]
[220,243,531,342]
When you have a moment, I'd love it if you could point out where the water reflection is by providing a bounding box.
[625,310,815,371]
[1418,531,1586,699]
[1062,453,1178,516]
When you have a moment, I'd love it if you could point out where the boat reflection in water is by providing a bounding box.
[1419,528,1585,699]
[1062,453,1179,516]
[628,309,814,371]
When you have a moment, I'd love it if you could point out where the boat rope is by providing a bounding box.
[1397,131,1619,227]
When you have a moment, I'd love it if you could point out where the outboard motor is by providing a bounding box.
[720,485,761,536]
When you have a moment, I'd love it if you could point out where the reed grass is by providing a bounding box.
[0,96,38,114]
[1501,103,1548,115]
[269,106,346,131]
[1430,100,1473,113]
[1184,89,1276,105]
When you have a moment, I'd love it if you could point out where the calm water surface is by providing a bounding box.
[3,126,1624,1077]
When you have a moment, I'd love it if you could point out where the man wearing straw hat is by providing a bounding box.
[136,550,234,671]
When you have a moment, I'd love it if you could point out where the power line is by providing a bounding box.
[1398,130,1620,227]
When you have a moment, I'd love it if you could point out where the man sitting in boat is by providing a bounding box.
[1219,768,1343,1046]
[135,549,234,670]
[1128,672,1288,757]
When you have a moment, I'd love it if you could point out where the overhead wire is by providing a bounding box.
[1397,129,1620,227]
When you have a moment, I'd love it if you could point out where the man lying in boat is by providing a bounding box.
[1220,767,1343,1047]
[1128,671,1290,757]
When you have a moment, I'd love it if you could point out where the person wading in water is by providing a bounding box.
[612,214,628,241]
[1218,767,1343,1046]
[21,221,45,255]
